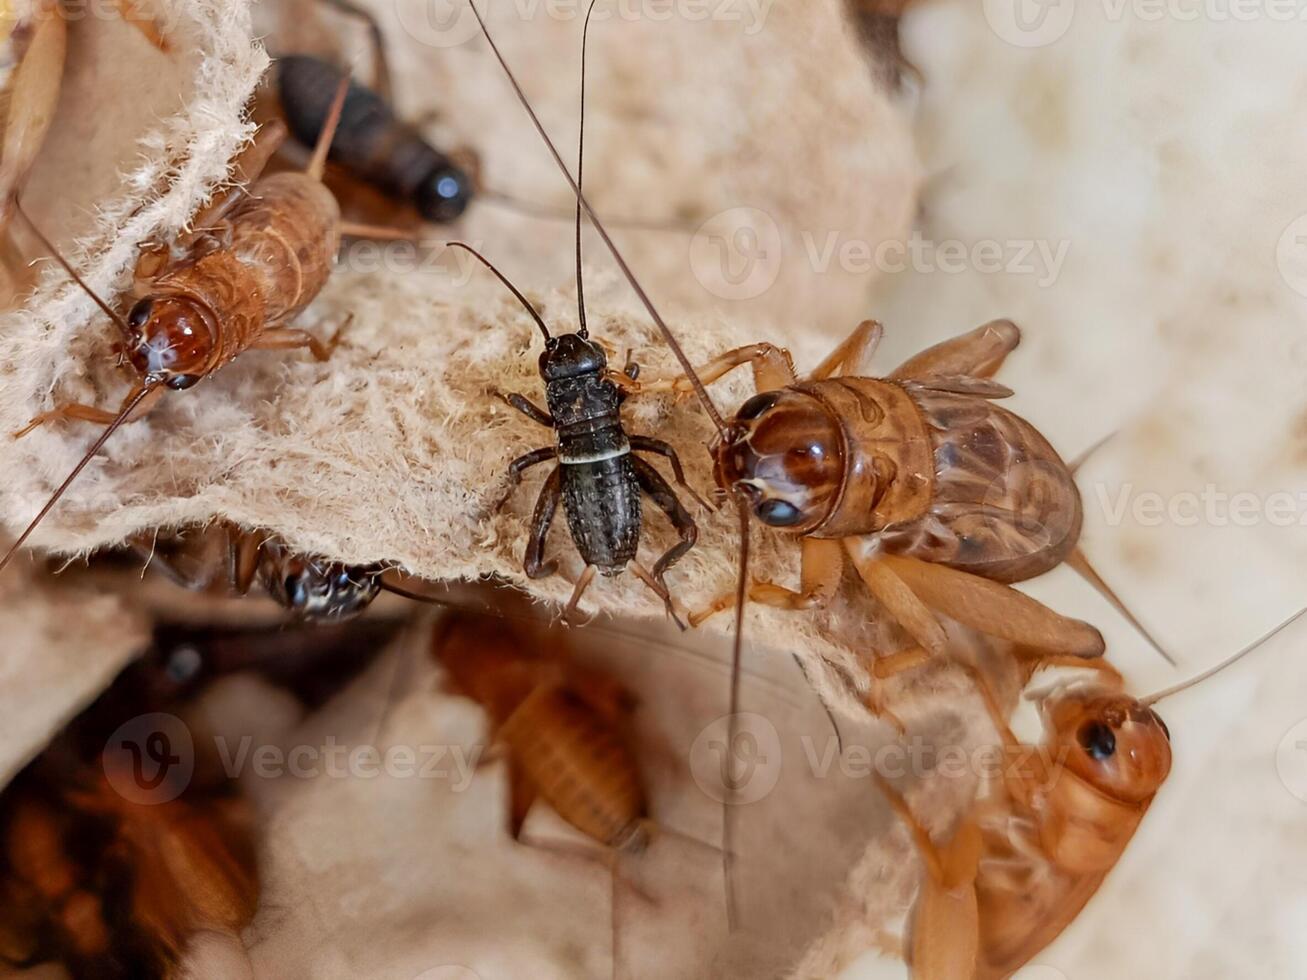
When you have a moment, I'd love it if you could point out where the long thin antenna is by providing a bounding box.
[16,202,133,338]
[445,241,552,342]
[573,0,598,339]
[0,384,157,575]
[722,496,750,931]
[1143,603,1307,706]
[478,188,698,233]
[464,0,727,436]
[306,74,351,183]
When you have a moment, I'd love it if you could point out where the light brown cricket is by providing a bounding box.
[0,71,400,574]
[630,319,1176,686]
[434,609,651,852]
[874,604,1306,979]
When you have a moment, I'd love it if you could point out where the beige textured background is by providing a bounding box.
[4,0,1307,976]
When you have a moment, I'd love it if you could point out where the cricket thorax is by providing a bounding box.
[715,378,935,538]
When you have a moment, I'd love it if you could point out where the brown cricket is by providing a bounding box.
[874,605,1306,978]
[626,319,1175,674]
[0,70,395,575]
[434,607,719,978]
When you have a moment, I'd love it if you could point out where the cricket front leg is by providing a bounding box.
[13,384,164,438]
[689,537,843,627]
[614,343,798,401]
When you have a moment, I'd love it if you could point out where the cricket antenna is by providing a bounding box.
[572,0,596,339]
[444,241,552,343]
[1142,603,1307,706]
[464,0,727,436]
[1067,431,1177,666]
[0,384,157,575]
[721,496,750,931]
[306,74,350,183]
[16,201,134,339]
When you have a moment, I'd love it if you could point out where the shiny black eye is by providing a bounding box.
[737,392,779,421]
[165,373,201,390]
[757,498,802,527]
[1078,721,1116,760]
[127,299,151,330]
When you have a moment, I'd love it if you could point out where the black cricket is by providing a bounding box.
[492,324,701,623]
[276,54,474,223]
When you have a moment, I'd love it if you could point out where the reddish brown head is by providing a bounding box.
[124,294,220,390]
[713,390,846,534]
[1045,690,1172,805]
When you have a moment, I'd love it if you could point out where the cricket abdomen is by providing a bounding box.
[505,686,647,849]
[561,452,642,573]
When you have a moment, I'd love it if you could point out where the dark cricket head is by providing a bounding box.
[263,558,383,622]
[124,294,219,390]
[712,389,846,534]
[539,331,607,382]
[416,162,474,223]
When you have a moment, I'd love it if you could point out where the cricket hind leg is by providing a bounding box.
[493,446,558,512]
[630,454,697,583]
[524,468,563,580]
[888,318,1020,382]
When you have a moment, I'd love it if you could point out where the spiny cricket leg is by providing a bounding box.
[843,538,949,658]
[688,537,843,627]
[877,553,1105,658]
[524,468,562,579]
[631,455,697,581]
[628,559,685,630]
[616,343,798,399]
[494,447,558,512]
[630,435,712,510]
[253,316,354,361]
[13,384,164,438]
[888,319,1020,382]
[807,320,883,382]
